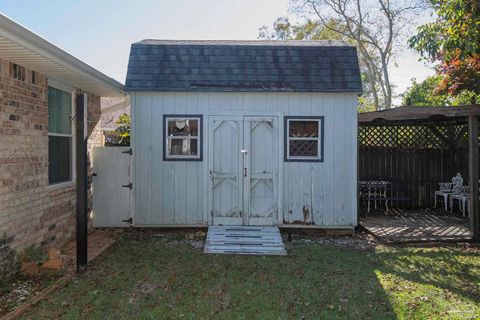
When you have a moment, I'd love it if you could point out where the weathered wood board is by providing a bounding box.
[132,92,358,228]
[204,226,287,255]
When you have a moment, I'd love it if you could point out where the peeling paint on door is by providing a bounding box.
[302,205,310,224]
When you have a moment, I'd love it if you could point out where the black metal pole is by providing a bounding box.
[76,93,88,272]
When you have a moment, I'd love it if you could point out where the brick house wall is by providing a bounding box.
[0,57,102,251]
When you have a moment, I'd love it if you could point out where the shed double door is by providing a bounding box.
[209,115,279,226]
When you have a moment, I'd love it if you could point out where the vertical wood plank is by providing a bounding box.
[145,93,153,224]
[322,94,335,226]
[468,115,479,240]
[349,95,358,225]
[130,93,137,224]
[173,93,187,224]
[244,94,255,113]
[162,93,176,224]
[151,93,164,224]
[333,94,347,225]
[312,93,324,225]
[199,93,210,224]
[265,93,278,112]
[133,93,141,223]
[184,93,200,223]
[253,93,267,112]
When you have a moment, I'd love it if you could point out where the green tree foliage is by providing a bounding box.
[402,75,480,105]
[408,0,480,95]
[409,0,480,61]
[114,114,131,145]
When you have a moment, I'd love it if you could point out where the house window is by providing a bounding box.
[163,115,202,161]
[48,86,73,184]
[12,63,25,81]
[285,116,324,162]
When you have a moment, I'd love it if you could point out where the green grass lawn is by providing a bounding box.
[21,232,479,320]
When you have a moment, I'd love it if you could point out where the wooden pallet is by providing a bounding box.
[204,226,287,255]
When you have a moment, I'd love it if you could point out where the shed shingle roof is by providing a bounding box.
[125,40,362,92]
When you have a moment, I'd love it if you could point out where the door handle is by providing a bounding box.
[240,150,248,154]
[244,168,247,177]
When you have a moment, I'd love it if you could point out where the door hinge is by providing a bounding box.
[122,149,132,155]
[122,183,133,189]
[122,217,133,224]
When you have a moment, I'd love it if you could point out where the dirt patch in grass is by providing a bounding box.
[0,271,62,317]
[287,232,377,251]
[18,231,480,319]
[281,228,378,250]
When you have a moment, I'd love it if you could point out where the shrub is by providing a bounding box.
[20,244,47,265]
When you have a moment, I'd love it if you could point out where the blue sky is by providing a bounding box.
[0,0,433,99]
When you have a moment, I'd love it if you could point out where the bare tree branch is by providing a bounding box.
[290,0,423,109]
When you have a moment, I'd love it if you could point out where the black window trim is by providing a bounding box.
[163,114,203,161]
[284,116,324,162]
[12,63,25,81]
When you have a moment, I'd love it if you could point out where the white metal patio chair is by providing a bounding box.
[434,173,463,211]
[450,185,470,217]
[363,181,389,214]
[451,185,480,217]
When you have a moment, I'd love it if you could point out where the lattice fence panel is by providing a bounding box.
[454,124,468,147]
[359,123,467,150]
[358,121,476,208]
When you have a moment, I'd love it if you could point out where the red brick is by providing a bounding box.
[0,58,102,252]
[2,178,14,186]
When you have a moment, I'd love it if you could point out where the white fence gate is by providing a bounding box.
[92,147,132,227]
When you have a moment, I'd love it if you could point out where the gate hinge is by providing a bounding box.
[122,183,133,189]
[122,217,133,224]
[122,149,132,155]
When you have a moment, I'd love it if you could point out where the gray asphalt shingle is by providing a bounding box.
[125,40,362,92]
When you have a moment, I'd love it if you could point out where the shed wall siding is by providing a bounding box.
[132,92,357,227]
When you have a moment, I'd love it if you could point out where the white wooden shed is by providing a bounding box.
[118,40,361,229]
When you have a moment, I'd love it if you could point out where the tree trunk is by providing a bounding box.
[380,54,392,109]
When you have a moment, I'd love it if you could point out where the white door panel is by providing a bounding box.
[244,117,278,225]
[209,116,243,225]
[92,147,131,227]
[209,115,279,226]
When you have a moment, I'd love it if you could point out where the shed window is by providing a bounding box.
[285,117,324,162]
[163,115,202,161]
[48,86,73,184]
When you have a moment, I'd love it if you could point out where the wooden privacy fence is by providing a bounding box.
[359,120,475,208]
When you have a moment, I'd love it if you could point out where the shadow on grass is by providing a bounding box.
[20,231,478,319]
